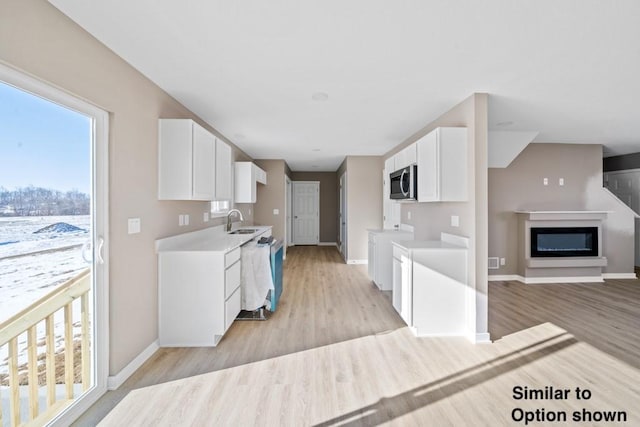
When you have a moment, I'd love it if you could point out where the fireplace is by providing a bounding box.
[530,227,599,257]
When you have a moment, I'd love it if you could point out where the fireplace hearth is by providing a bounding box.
[531,227,598,258]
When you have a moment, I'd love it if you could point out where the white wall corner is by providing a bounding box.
[488,130,538,168]
[107,340,159,390]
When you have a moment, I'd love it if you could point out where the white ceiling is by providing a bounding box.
[50,0,640,171]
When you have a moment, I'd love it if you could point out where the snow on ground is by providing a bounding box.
[0,215,91,377]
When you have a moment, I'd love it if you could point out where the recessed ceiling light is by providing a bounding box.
[312,92,328,102]
[312,148,321,152]
[496,121,514,127]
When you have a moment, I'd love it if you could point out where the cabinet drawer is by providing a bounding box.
[225,247,241,267]
[225,287,241,331]
[225,260,241,298]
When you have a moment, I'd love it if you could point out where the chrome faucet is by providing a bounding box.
[226,209,244,232]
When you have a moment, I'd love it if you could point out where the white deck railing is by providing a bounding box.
[0,268,91,426]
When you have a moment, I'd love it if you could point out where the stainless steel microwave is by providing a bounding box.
[390,164,417,201]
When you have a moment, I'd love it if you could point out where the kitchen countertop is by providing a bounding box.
[392,240,467,251]
[156,225,272,253]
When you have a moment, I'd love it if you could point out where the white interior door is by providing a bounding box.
[292,181,319,245]
[286,176,292,249]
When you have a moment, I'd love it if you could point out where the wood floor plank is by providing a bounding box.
[74,246,640,426]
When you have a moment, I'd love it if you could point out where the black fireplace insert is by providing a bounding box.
[530,227,598,257]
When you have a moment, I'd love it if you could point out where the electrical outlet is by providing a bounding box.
[127,218,141,234]
[500,258,506,266]
[178,215,184,226]
[451,215,459,227]
[408,211,412,220]
[543,177,549,186]
[184,214,190,225]
[273,209,279,215]
[559,178,564,186]
[203,212,209,222]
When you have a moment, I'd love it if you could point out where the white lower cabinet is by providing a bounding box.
[158,246,241,347]
[392,245,412,325]
[369,230,413,291]
[392,234,469,337]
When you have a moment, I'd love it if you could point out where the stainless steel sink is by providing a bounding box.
[228,229,257,235]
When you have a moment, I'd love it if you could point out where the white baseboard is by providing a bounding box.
[488,275,519,282]
[523,275,603,284]
[107,340,159,390]
[602,273,638,279]
[318,242,337,247]
[472,332,492,344]
[347,259,368,265]
[489,274,605,284]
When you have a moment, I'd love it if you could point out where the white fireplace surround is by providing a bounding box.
[514,211,609,283]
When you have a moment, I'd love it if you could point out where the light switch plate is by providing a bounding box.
[543,177,549,186]
[451,215,459,227]
[407,211,412,220]
[184,214,190,225]
[128,218,141,234]
[559,178,564,186]
[203,212,209,222]
[178,215,184,226]
[273,209,279,215]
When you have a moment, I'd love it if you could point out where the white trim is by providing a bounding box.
[347,259,368,265]
[602,273,638,280]
[472,333,492,343]
[107,340,159,390]
[488,274,520,281]
[318,242,337,247]
[489,274,607,284]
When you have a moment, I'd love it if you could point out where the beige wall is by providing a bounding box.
[0,0,255,375]
[382,93,489,340]
[290,172,338,243]
[255,160,289,241]
[489,143,636,275]
[337,156,383,261]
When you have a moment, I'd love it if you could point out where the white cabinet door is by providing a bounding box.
[192,123,216,200]
[417,130,439,202]
[392,254,402,314]
[159,119,216,200]
[368,236,376,283]
[392,245,411,324]
[417,127,467,202]
[215,139,232,201]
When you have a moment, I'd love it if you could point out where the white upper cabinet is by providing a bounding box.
[234,162,267,203]
[417,127,468,202]
[158,119,215,201]
[215,139,233,200]
[394,143,417,170]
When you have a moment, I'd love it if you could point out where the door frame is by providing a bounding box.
[339,172,347,261]
[292,181,320,245]
[0,62,110,425]
[285,175,292,254]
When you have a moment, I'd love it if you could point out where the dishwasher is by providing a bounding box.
[236,237,283,320]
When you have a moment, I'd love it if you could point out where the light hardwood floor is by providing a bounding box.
[75,246,640,426]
